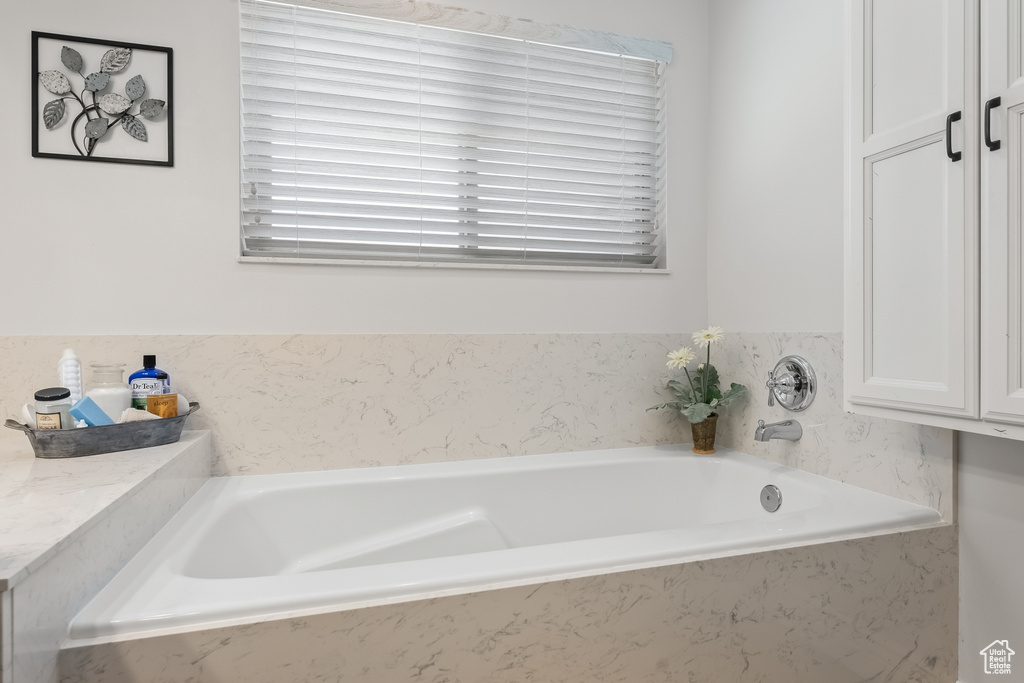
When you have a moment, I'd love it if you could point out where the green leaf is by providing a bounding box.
[681,402,714,424]
[701,363,721,391]
[666,379,694,403]
[717,383,748,407]
[647,401,684,412]
[60,46,83,72]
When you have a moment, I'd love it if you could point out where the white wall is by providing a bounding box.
[706,0,844,332]
[0,0,708,336]
[958,433,1024,683]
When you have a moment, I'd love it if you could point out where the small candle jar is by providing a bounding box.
[35,387,73,430]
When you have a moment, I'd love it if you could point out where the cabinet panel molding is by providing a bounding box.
[846,0,976,418]
[864,0,956,140]
[866,140,952,386]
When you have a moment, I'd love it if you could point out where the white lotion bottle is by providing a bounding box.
[85,363,132,421]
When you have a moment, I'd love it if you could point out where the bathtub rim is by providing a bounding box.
[64,444,947,646]
[65,519,949,649]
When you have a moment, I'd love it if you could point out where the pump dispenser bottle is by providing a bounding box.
[129,355,169,409]
[58,349,83,403]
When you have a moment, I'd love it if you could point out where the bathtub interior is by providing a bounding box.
[181,454,827,580]
[187,502,511,578]
[67,445,944,641]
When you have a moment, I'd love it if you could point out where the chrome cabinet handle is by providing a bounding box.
[985,97,1001,151]
[946,111,962,162]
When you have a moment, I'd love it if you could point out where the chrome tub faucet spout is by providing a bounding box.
[754,419,802,442]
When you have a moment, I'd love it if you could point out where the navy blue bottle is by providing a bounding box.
[129,355,169,409]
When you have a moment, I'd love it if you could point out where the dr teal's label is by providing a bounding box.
[131,379,164,409]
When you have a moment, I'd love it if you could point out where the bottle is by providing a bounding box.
[35,387,74,430]
[86,364,132,420]
[145,372,177,418]
[146,393,178,418]
[58,349,84,403]
[129,355,169,409]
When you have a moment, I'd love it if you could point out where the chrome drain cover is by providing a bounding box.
[761,484,782,512]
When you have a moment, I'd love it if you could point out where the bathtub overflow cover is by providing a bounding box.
[761,484,782,513]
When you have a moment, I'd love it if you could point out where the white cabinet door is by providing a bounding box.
[846,0,978,417]
[982,0,1024,423]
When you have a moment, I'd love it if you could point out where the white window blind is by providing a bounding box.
[240,1,668,268]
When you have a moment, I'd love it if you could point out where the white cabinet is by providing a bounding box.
[846,0,1024,438]
[846,0,978,418]
[982,0,1024,424]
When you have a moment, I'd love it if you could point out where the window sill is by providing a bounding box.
[237,256,672,275]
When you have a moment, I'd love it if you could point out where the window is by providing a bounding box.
[240,1,670,268]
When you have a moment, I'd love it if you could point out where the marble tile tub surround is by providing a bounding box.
[2,433,211,683]
[59,524,957,683]
[0,332,951,516]
[0,334,683,475]
[712,332,954,521]
[9,436,212,683]
[0,432,211,592]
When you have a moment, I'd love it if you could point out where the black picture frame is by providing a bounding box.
[31,31,174,166]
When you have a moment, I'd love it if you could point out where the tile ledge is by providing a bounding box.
[0,431,211,592]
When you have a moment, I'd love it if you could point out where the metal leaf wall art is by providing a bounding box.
[38,43,167,157]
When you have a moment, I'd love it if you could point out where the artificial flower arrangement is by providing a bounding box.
[649,326,747,423]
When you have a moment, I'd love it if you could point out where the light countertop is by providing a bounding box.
[0,431,210,591]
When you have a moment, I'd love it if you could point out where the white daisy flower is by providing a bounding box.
[666,346,696,369]
[692,325,725,348]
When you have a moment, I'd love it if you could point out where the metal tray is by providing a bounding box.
[4,403,200,459]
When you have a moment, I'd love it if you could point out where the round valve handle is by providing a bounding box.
[765,370,798,406]
[764,356,816,412]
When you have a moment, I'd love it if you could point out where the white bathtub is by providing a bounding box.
[69,445,941,641]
